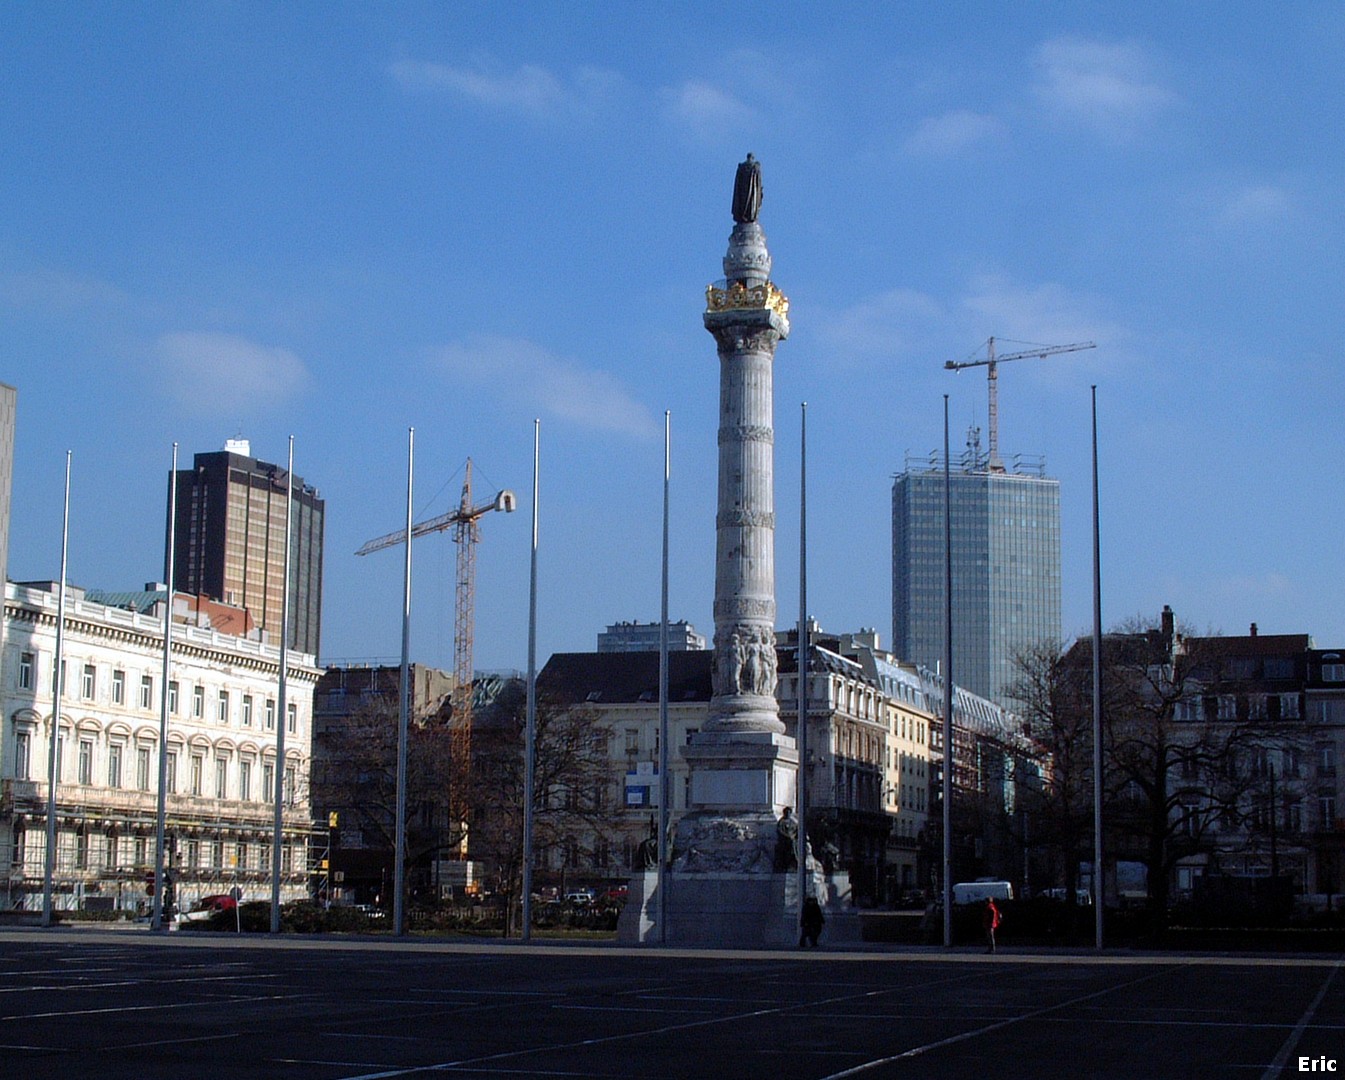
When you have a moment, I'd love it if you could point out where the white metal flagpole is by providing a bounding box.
[151,444,177,931]
[41,450,71,927]
[270,436,294,933]
[942,395,954,949]
[657,411,670,942]
[395,428,413,936]
[1092,386,1104,951]
[796,402,808,912]
[522,420,539,941]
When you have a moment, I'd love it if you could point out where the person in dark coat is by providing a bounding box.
[982,898,1001,953]
[799,896,825,948]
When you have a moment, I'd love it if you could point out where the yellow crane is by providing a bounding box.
[356,458,516,746]
[945,336,1096,470]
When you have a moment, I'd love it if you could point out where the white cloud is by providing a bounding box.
[903,110,1006,157]
[661,80,758,140]
[1221,183,1292,225]
[156,332,310,414]
[816,288,948,362]
[815,275,1119,372]
[959,274,1112,348]
[433,334,658,439]
[1032,36,1177,136]
[0,265,129,314]
[389,59,621,120]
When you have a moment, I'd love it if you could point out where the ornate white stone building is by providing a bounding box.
[1,580,320,914]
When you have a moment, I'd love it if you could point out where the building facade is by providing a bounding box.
[538,629,1032,905]
[596,621,707,654]
[1,581,320,913]
[173,439,325,658]
[892,440,1061,710]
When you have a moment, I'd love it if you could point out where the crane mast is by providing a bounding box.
[944,336,1096,469]
[356,458,516,815]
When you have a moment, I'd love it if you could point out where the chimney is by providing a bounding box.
[1250,623,1258,637]
[1161,605,1175,642]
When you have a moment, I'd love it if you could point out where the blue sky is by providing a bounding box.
[3,3,1342,672]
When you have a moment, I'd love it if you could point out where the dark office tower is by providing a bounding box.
[174,439,325,657]
[892,435,1060,710]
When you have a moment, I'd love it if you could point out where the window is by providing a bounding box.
[242,695,253,727]
[192,685,204,718]
[189,754,203,797]
[81,664,96,701]
[105,834,118,869]
[140,675,153,710]
[624,728,639,754]
[111,670,125,706]
[287,703,297,734]
[75,831,88,869]
[1324,664,1345,683]
[1287,800,1303,834]
[107,744,123,788]
[168,681,179,714]
[215,758,228,800]
[14,731,31,780]
[235,842,248,870]
[78,739,93,785]
[187,840,199,869]
[262,763,275,804]
[239,759,252,801]
[1320,744,1336,776]
[165,751,177,794]
[212,840,224,869]
[1284,747,1302,778]
[1283,694,1301,719]
[284,765,296,806]
[18,652,34,690]
[265,699,276,730]
[217,690,229,724]
[1321,796,1337,830]
[136,747,150,791]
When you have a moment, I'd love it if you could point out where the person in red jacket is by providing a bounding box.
[982,898,1001,953]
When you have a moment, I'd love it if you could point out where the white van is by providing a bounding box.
[952,880,1013,905]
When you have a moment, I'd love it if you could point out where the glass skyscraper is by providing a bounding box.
[892,443,1060,709]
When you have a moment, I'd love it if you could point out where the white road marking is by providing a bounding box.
[1261,958,1344,1080]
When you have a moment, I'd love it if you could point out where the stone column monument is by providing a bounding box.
[654,155,802,945]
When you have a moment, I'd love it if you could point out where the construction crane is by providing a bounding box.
[356,458,516,745]
[944,336,1096,470]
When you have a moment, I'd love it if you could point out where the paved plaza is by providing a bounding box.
[0,929,1342,1079]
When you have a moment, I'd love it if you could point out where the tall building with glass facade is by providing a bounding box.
[173,439,325,658]
[892,443,1060,709]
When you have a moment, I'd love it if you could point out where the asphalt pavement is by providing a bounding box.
[0,928,1341,1079]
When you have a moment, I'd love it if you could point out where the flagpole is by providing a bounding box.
[41,450,71,927]
[522,420,539,941]
[394,428,413,936]
[1091,386,1104,951]
[270,436,294,933]
[942,395,954,949]
[657,411,670,943]
[151,445,177,931]
[796,402,809,912]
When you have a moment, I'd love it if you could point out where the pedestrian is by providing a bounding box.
[982,897,1001,953]
[799,895,825,948]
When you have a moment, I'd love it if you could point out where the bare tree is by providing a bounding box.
[1006,638,1094,923]
[311,695,467,898]
[468,687,616,936]
[1096,614,1305,928]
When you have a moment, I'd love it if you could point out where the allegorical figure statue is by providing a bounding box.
[774,806,799,872]
[731,152,763,224]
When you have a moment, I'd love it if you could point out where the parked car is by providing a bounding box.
[563,890,594,906]
[179,894,237,923]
